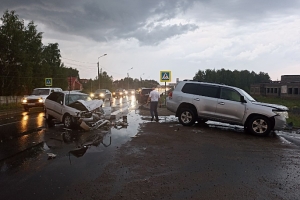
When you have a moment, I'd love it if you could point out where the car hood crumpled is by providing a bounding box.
[252,101,288,111]
[68,99,103,111]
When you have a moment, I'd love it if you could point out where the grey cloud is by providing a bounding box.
[1,0,299,45]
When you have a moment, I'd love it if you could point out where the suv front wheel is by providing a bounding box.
[247,115,271,136]
[178,108,196,126]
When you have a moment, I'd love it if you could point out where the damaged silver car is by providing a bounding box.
[44,91,110,130]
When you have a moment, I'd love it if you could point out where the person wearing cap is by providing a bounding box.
[146,87,160,122]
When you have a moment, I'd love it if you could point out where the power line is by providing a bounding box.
[61,57,96,64]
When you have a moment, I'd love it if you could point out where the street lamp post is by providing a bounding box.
[127,67,133,90]
[140,73,144,88]
[97,54,107,89]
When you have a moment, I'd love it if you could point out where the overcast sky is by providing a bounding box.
[1,0,300,83]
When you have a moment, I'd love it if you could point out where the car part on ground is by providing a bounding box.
[166,80,289,136]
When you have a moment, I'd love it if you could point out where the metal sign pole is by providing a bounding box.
[165,82,167,106]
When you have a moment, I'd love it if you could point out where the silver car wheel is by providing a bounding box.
[252,119,268,134]
[248,116,271,136]
[181,111,192,123]
[63,114,72,128]
[178,108,196,126]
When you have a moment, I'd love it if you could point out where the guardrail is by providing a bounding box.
[0,96,23,105]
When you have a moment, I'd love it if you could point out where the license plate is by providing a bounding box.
[28,103,35,106]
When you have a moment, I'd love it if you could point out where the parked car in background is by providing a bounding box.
[137,88,152,104]
[127,89,136,96]
[90,89,112,102]
[167,80,289,136]
[21,87,62,111]
[44,91,108,129]
[113,88,127,98]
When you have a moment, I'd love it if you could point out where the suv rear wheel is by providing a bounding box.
[247,115,271,136]
[178,108,196,126]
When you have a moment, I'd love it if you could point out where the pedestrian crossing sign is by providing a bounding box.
[45,78,52,86]
[160,71,171,82]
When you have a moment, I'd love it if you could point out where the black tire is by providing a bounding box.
[63,114,73,129]
[23,106,29,111]
[178,108,196,126]
[247,115,271,136]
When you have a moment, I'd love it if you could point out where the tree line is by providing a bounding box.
[0,10,79,96]
[193,69,270,92]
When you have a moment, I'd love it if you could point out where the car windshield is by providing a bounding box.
[32,89,50,95]
[65,94,91,105]
[239,89,256,102]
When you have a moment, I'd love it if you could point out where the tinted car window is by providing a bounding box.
[182,83,219,98]
[182,83,198,95]
[141,89,152,95]
[47,92,64,103]
[47,92,59,101]
[198,84,219,98]
[220,87,241,102]
[32,89,50,95]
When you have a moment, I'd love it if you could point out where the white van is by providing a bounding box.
[21,87,62,111]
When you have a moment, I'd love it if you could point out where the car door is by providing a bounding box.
[181,83,219,118]
[50,92,65,121]
[214,87,246,124]
[193,84,219,118]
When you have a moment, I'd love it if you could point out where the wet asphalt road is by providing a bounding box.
[0,96,300,199]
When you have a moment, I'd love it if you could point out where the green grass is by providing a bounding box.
[0,102,22,111]
[254,96,300,128]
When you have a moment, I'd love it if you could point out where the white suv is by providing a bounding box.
[21,87,62,111]
[166,80,289,136]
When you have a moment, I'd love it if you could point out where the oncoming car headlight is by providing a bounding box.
[22,98,27,103]
[273,111,289,119]
[90,93,95,98]
[100,93,105,97]
[38,98,43,103]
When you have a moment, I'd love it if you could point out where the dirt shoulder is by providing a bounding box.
[61,107,300,200]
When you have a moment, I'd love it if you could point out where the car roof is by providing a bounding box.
[180,80,241,90]
[95,89,107,92]
[34,87,62,90]
[58,91,88,95]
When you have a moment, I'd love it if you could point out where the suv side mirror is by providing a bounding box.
[240,96,247,103]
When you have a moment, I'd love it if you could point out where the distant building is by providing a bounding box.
[80,79,89,84]
[67,77,83,91]
[250,75,300,98]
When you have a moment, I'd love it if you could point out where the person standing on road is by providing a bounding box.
[146,87,160,122]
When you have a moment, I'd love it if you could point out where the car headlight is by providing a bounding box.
[22,98,27,103]
[120,92,123,95]
[90,93,95,97]
[125,91,128,94]
[100,93,105,97]
[274,111,289,119]
[38,98,43,103]
[131,91,135,94]
[113,92,115,95]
